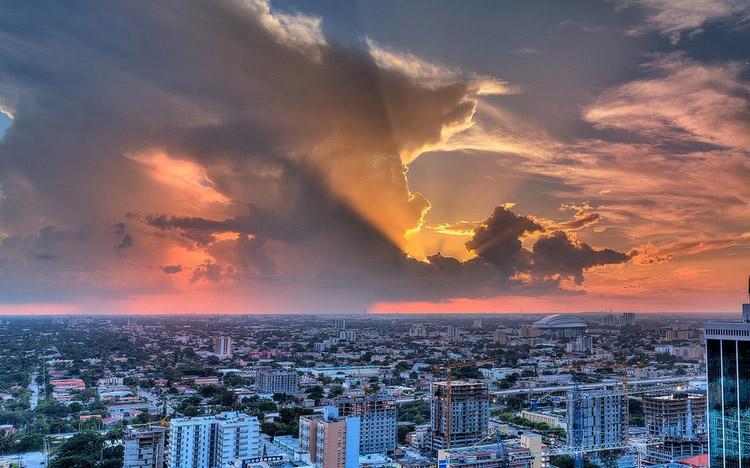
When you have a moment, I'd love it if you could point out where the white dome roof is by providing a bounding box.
[532,314,587,329]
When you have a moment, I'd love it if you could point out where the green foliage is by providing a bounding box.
[628,399,643,417]
[50,431,123,468]
[397,400,430,425]
[305,386,324,402]
[452,366,483,380]
[550,455,601,468]
[261,407,317,437]
[328,385,344,398]
[223,373,244,388]
[398,424,415,444]
[493,412,566,438]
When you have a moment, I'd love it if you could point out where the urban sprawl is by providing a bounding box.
[0,304,748,468]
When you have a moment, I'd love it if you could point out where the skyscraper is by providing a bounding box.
[704,300,750,468]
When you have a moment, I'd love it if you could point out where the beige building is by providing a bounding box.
[299,407,359,468]
[520,433,543,468]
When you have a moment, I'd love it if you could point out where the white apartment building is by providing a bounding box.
[168,412,259,468]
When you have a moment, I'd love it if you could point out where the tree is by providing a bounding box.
[305,386,324,402]
[550,455,601,468]
[397,400,430,425]
[327,385,344,398]
[598,450,622,468]
[398,424,415,444]
[106,429,124,445]
[223,373,243,388]
[69,402,84,413]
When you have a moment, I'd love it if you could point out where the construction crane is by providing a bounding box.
[466,427,510,468]
[444,359,495,449]
[496,430,509,468]
[571,377,584,468]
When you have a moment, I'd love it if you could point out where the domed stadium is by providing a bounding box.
[532,314,587,329]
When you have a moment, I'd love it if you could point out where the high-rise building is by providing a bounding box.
[332,394,397,455]
[473,319,483,329]
[168,412,259,468]
[124,426,165,468]
[621,312,636,326]
[704,300,750,468]
[299,407,359,468]
[334,319,347,330]
[566,384,628,449]
[492,330,507,345]
[603,314,618,327]
[566,335,593,353]
[428,380,489,453]
[256,369,299,394]
[339,329,357,342]
[447,326,461,338]
[410,324,427,337]
[644,392,707,463]
[213,336,232,359]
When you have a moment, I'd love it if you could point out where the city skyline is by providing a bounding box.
[1,1,749,314]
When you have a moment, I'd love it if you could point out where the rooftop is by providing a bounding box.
[532,314,587,329]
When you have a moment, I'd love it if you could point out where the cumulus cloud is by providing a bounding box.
[466,206,629,285]
[466,206,543,277]
[0,0,641,311]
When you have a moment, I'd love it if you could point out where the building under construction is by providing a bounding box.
[331,394,397,455]
[643,392,707,464]
[427,380,489,454]
[437,446,533,468]
[124,426,165,468]
[566,384,628,449]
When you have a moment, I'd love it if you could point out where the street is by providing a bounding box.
[0,451,46,468]
[28,372,40,411]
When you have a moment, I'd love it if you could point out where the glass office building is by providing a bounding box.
[704,303,750,468]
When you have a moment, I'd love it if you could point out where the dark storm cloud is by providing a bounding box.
[115,234,133,256]
[528,230,629,284]
[191,261,235,284]
[466,206,629,286]
[0,0,637,310]
[465,206,543,277]
[161,265,183,275]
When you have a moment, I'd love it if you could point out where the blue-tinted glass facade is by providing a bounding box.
[706,337,750,468]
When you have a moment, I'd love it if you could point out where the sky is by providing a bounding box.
[0,0,749,315]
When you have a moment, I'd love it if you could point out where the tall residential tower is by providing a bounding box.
[704,299,750,468]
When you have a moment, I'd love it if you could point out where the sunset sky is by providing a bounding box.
[1,0,749,315]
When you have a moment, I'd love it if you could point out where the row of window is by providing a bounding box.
[706,328,750,336]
